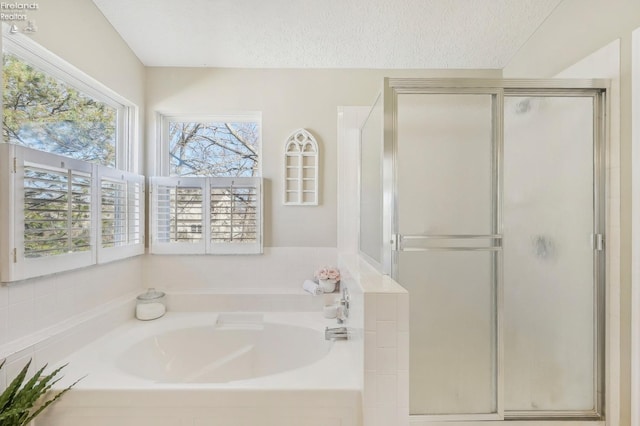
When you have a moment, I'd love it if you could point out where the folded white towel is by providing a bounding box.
[303,279,322,296]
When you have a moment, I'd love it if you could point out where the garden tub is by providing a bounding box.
[40,312,361,426]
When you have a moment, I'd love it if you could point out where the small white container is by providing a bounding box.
[323,304,338,319]
[319,279,337,293]
[136,288,166,321]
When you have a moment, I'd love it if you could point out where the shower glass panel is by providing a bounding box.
[397,94,494,235]
[400,251,496,415]
[359,94,383,266]
[503,95,596,413]
[396,93,498,415]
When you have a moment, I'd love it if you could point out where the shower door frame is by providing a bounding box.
[382,78,608,421]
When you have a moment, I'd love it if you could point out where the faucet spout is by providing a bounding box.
[325,326,349,340]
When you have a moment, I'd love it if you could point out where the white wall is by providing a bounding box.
[504,2,638,424]
[337,106,371,255]
[27,0,146,125]
[143,68,499,293]
[0,0,146,354]
[145,68,501,249]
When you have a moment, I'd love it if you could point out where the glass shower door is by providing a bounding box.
[386,80,606,421]
[395,92,501,417]
[502,94,601,415]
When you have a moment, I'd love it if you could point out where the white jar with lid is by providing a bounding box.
[136,288,166,320]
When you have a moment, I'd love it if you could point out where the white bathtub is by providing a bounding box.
[41,312,362,426]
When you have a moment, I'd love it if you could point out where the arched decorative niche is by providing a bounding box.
[284,128,319,205]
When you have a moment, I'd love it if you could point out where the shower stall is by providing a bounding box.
[359,79,608,421]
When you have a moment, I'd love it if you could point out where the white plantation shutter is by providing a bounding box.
[150,176,262,255]
[23,164,92,258]
[210,177,262,254]
[98,168,145,263]
[1,145,96,281]
[0,144,145,282]
[150,177,206,254]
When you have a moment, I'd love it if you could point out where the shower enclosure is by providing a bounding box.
[359,79,607,421]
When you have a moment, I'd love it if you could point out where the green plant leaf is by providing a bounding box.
[16,363,65,404]
[0,358,32,413]
[0,358,81,426]
[0,405,29,420]
[24,375,84,424]
[11,363,49,408]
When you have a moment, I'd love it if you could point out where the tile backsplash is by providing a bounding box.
[0,256,143,349]
[340,255,409,426]
[143,247,337,290]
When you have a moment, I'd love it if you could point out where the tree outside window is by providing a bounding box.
[168,121,259,177]
[3,53,118,167]
[163,118,261,247]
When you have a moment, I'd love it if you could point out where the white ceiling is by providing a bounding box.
[92,0,563,69]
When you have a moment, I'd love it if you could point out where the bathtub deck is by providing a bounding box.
[40,312,362,426]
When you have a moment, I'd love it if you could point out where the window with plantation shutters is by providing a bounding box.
[150,177,205,254]
[0,144,145,282]
[150,177,262,255]
[98,168,145,263]
[154,114,262,255]
[210,178,261,254]
[23,164,92,258]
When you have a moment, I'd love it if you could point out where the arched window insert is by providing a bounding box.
[284,129,319,205]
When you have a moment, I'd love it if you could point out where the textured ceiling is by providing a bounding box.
[92,0,563,68]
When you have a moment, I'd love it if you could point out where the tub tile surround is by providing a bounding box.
[143,247,338,291]
[0,257,143,392]
[339,254,410,426]
[0,295,136,399]
[0,247,337,367]
[166,291,326,312]
[0,257,143,347]
[0,246,406,426]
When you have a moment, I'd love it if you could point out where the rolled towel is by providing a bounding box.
[303,279,322,296]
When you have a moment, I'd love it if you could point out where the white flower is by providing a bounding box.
[327,267,340,281]
[315,266,340,282]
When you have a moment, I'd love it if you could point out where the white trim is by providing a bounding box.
[0,144,15,282]
[631,25,640,426]
[2,24,139,173]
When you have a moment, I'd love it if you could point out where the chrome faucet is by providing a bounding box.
[336,287,350,324]
[325,326,349,340]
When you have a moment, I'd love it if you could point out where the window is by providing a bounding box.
[0,144,145,282]
[162,115,260,177]
[98,167,145,263]
[2,34,135,171]
[151,115,263,255]
[3,53,118,167]
[0,35,142,282]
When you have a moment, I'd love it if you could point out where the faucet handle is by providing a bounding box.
[337,287,350,324]
[341,287,350,308]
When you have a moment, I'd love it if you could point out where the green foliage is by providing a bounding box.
[0,358,81,425]
[2,53,117,167]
